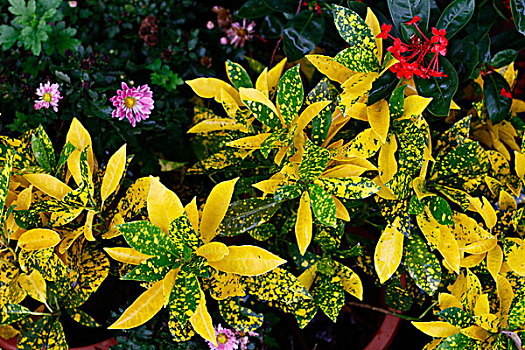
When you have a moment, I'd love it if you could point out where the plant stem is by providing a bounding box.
[418,301,438,319]
[346,301,421,321]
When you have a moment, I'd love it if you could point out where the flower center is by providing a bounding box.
[237,29,246,36]
[43,93,52,102]
[124,96,136,109]
[217,333,228,344]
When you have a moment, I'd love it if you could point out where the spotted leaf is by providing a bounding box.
[427,196,454,226]
[169,268,201,324]
[31,125,55,173]
[404,232,441,295]
[315,177,380,200]
[313,274,345,322]
[299,140,330,182]
[277,65,303,125]
[437,307,474,328]
[118,220,171,257]
[218,197,280,236]
[208,245,286,276]
[218,297,263,333]
[226,60,253,89]
[169,215,202,260]
[240,88,283,129]
[308,183,336,228]
[374,217,404,284]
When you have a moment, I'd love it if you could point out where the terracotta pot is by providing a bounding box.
[0,336,117,350]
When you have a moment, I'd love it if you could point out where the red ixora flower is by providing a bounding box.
[377,16,448,80]
[501,88,513,98]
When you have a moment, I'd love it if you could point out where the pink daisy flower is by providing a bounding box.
[34,81,63,112]
[227,19,255,48]
[109,82,154,127]
[206,324,239,350]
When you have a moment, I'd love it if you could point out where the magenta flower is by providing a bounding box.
[110,82,154,127]
[206,324,239,350]
[34,81,63,112]
[227,19,255,48]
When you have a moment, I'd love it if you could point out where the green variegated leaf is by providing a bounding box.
[315,177,380,199]
[385,277,413,312]
[437,333,475,349]
[31,125,55,173]
[0,134,35,169]
[313,274,345,322]
[66,308,100,327]
[394,119,427,176]
[118,220,171,257]
[206,270,245,300]
[226,60,253,89]
[277,65,303,125]
[389,86,407,119]
[55,142,76,177]
[435,116,471,154]
[168,314,195,342]
[122,254,176,282]
[242,267,311,305]
[274,184,304,202]
[433,185,470,211]
[0,149,14,216]
[260,131,287,158]
[218,297,263,333]
[248,223,277,241]
[307,79,333,146]
[110,177,150,221]
[437,307,474,328]
[218,197,280,236]
[404,232,441,295]
[0,304,32,325]
[315,224,343,252]
[169,268,201,324]
[409,195,425,215]
[188,149,247,175]
[294,299,318,328]
[332,5,380,72]
[241,90,282,130]
[169,215,202,259]
[508,294,525,329]
[308,183,336,227]
[426,196,454,226]
[299,140,330,182]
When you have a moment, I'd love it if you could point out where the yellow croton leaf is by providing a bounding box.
[207,245,286,276]
[499,190,517,210]
[163,268,179,306]
[486,244,503,282]
[190,291,217,346]
[294,101,332,135]
[367,100,390,143]
[238,88,283,125]
[200,178,239,243]
[227,133,271,149]
[103,247,152,265]
[411,321,460,338]
[365,7,382,64]
[460,253,485,268]
[255,68,269,97]
[437,226,460,274]
[295,191,313,255]
[84,210,96,241]
[474,294,490,316]
[461,325,490,341]
[184,197,200,233]
[496,274,514,319]
[515,151,525,180]
[18,229,60,250]
[507,244,525,276]
[374,217,404,284]
[196,242,229,262]
[100,144,127,206]
[332,195,350,221]
[266,58,287,95]
[18,270,47,304]
[252,178,286,195]
[23,174,72,200]
[322,164,367,178]
[102,213,125,239]
[467,197,497,229]
[298,263,317,291]
[347,102,368,121]
[187,119,247,134]
[344,128,382,159]
[306,55,355,84]
[402,95,433,119]
[474,313,500,332]
[378,134,398,183]
[67,149,94,190]
[109,277,165,329]
[58,227,84,254]
[147,176,184,235]
[439,293,463,310]
[186,78,241,105]
[66,117,95,173]
[461,237,498,255]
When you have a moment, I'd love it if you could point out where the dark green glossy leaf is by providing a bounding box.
[236,0,272,18]
[437,333,475,349]
[447,39,479,82]
[389,85,407,119]
[409,195,425,215]
[387,0,431,31]
[483,72,512,124]
[277,65,303,125]
[218,197,280,235]
[490,49,518,69]
[437,307,474,328]
[66,308,100,327]
[218,297,264,333]
[308,183,336,227]
[263,0,297,12]
[260,15,284,39]
[367,70,398,106]
[404,232,441,295]
[274,184,304,202]
[426,196,454,226]
[478,34,492,63]
[169,268,201,325]
[226,60,253,89]
[436,0,474,39]
[283,11,325,61]
[414,56,458,116]
[385,277,413,312]
[31,125,55,172]
[511,0,525,35]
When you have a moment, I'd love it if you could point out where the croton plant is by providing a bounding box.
[0,1,525,350]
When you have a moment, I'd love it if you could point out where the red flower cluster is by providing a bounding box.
[377,16,448,80]
[302,1,322,14]
[500,88,512,98]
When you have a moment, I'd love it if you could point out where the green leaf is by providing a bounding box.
[414,57,458,116]
[299,140,330,182]
[437,333,475,349]
[169,215,202,259]
[426,196,454,226]
[307,79,333,146]
[168,315,195,342]
[308,183,336,227]
[218,197,280,236]
[168,269,201,324]
[409,195,425,215]
[313,274,345,322]
[218,297,263,333]
[283,11,325,61]
[483,72,512,124]
[387,0,431,31]
[385,277,413,312]
[277,65,303,125]
[436,0,474,39]
[315,177,380,200]
[490,49,518,69]
[367,70,398,105]
[226,60,253,89]
[508,294,525,329]
[510,0,525,35]
[0,150,14,216]
[332,5,380,72]
[263,0,297,12]
[122,254,176,282]
[8,0,35,16]
[55,142,75,177]
[236,0,272,18]
[437,307,474,328]
[447,39,479,82]
[389,85,407,119]
[66,308,100,327]
[0,25,18,50]
[274,184,304,202]
[0,304,32,325]
[404,232,441,295]
[118,220,171,257]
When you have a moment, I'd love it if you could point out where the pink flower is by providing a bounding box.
[207,324,239,350]
[236,330,258,350]
[109,82,154,127]
[34,81,62,112]
[220,37,229,45]
[226,19,255,48]
[68,1,77,7]
[207,21,215,30]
